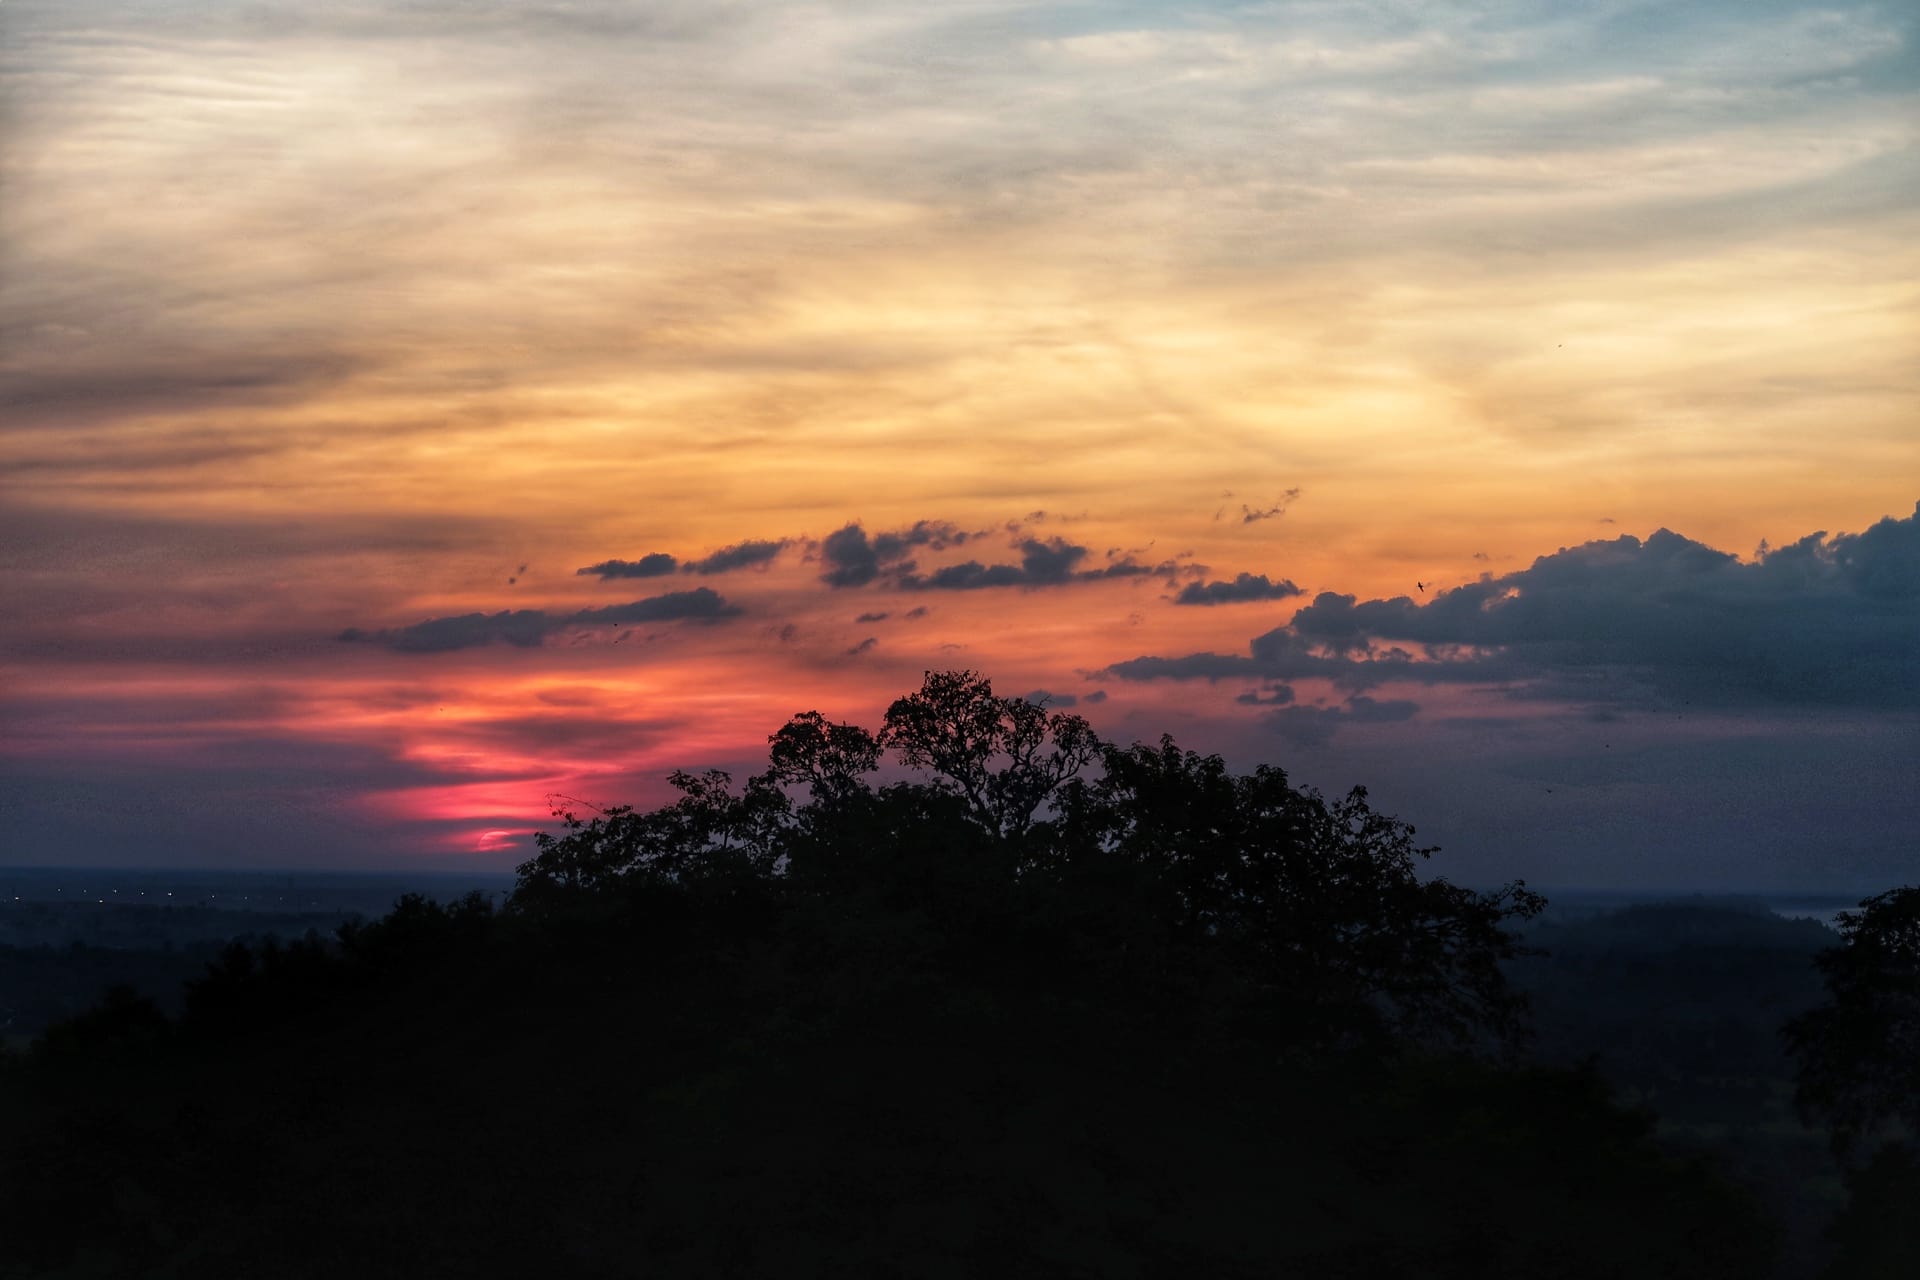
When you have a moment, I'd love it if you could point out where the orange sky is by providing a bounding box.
[2,0,1916,886]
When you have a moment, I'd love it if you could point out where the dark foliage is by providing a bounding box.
[1786,887,1920,1150]
[1781,888,1920,1276]
[1514,902,1845,1275]
[1819,1143,1920,1278]
[0,672,1778,1278]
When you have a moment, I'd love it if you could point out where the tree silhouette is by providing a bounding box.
[514,669,1542,1054]
[878,671,1099,843]
[0,670,1782,1278]
[1785,886,1920,1149]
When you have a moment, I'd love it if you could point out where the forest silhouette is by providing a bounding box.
[1,672,1912,1277]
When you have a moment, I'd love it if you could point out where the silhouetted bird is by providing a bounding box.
[1416,582,1427,593]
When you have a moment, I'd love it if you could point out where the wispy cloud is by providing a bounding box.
[339,588,740,653]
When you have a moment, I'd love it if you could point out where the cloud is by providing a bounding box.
[1022,689,1077,707]
[1175,573,1304,606]
[855,611,890,623]
[577,539,789,579]
[819,523,1174,593]
[1082,689,1108,704]
[576,553,678,580]
[1239,488,1302,524]
[899,536,1084,590]
[1263,695,1420,747]
[899,537,1180,592]
[340,588,739,652]
[819,520,973,588]
[1235,683,1297,706]
[0,353,363,429]
[337,610,552,654]
[571,589,741,628]
[845,636,878,656]
[1110,503,1920,711]
[682,538,790,575]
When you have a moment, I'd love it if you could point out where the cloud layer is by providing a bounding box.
[340,588,739,652]
[1114,503,1920,711]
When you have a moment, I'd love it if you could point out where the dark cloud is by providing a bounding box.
[820,524,884,588]
[1082,690,1108,704]
[904,607,929,619]
[1240,488,1302,524]
[683,538,790,575]
[572,589,740,628]
[899,537,1180,592]
[1111,503,1920,712]
[1022,689,1077,707]
[576,539,789,581]
[0,353,361,429]
[1084,554,1189,582]
[0,498,497,567]
[339,588,739,653]
[819,520,981,588]
[1235,683,1297,706]
[1263,695,1420,747]
[855,611,890,623]
[898,536,1082,590]
[845,636,879,656]
[1004,509,1089,535]
[337,610,551,654]
[1107,651,1269,683]
[576,553,678,579]
[1175,573,1304,606]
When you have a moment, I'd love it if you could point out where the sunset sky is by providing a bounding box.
[3,0,1915,888]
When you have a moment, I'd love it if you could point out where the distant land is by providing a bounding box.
[0,866,518,921]
[0,865,1862,928]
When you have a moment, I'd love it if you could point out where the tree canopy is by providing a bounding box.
[0,671,1782,1278]
[1785,886,1920,1147]
[515,670,1543,1056]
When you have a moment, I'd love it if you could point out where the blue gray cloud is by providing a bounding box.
[1263,695,1420,746]
[818,520,980,588]
[1176,573,1304,606]
[682,538,790,575]
[1113,503,1920,710]
[899,536,1181,591]
[577,539,791,581]
[576,553,678,580]
[340,587,739,652]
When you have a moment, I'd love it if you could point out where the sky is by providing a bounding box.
[2,0,1915,889]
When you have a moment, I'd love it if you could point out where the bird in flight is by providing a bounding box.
[1416,581,1427,593]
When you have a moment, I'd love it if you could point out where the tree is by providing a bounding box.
[1784,885,1920,1149]
[508,669,1541,1055]
[878,670,1099,844]
[766,710,882,810]
[514,769,790,905]
[5,670,1785,1278]
[1057,735,1543,1053]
